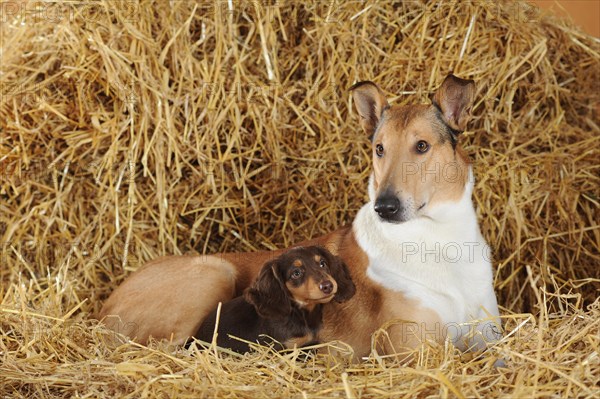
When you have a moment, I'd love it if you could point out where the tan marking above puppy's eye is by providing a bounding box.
[293,259,303,267]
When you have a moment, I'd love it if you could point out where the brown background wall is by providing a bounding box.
[531,0,600,37]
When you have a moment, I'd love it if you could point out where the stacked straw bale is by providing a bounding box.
[1,1,598,397]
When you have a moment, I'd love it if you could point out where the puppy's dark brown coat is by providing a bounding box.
[192,246,355,353]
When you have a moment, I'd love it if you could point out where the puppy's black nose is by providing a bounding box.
[319,280,334,295]
[374,195,400,220]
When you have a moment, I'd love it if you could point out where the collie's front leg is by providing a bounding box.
[470,292,503,352]
[450,293,503,364]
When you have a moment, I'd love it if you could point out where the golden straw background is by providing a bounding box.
[1,1,598,397]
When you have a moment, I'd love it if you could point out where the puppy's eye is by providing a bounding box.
[290,269,303,280]
[416,140,429,153]
[375,144,384,158]
[319,259,327,268]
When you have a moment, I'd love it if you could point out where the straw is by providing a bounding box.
[1,1,598,397]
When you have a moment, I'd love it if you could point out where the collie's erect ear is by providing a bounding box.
[431,74,476,132]
[245,260,292,319]
[328,255,356,303]
[350,81,389,138]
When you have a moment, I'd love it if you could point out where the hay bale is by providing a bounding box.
[1,1,598,397]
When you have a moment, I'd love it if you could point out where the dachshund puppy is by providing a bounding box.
[191,246,356,353]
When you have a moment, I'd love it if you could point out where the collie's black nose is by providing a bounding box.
[319,280,334,295]
[374,195,400,220]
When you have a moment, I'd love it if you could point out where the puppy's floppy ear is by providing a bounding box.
[431,74,476,132]
[245,260,292,319]
[328,255,356,303]
[350,81,389,139]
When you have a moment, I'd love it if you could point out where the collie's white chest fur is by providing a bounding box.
[354,171,501,350]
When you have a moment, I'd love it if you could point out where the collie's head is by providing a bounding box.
[351,75,476,223]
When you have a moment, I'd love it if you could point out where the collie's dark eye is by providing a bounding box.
[375,144,384,157]
[290,269,303,280]
[319,259,327,268]
[416,140,429,153]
